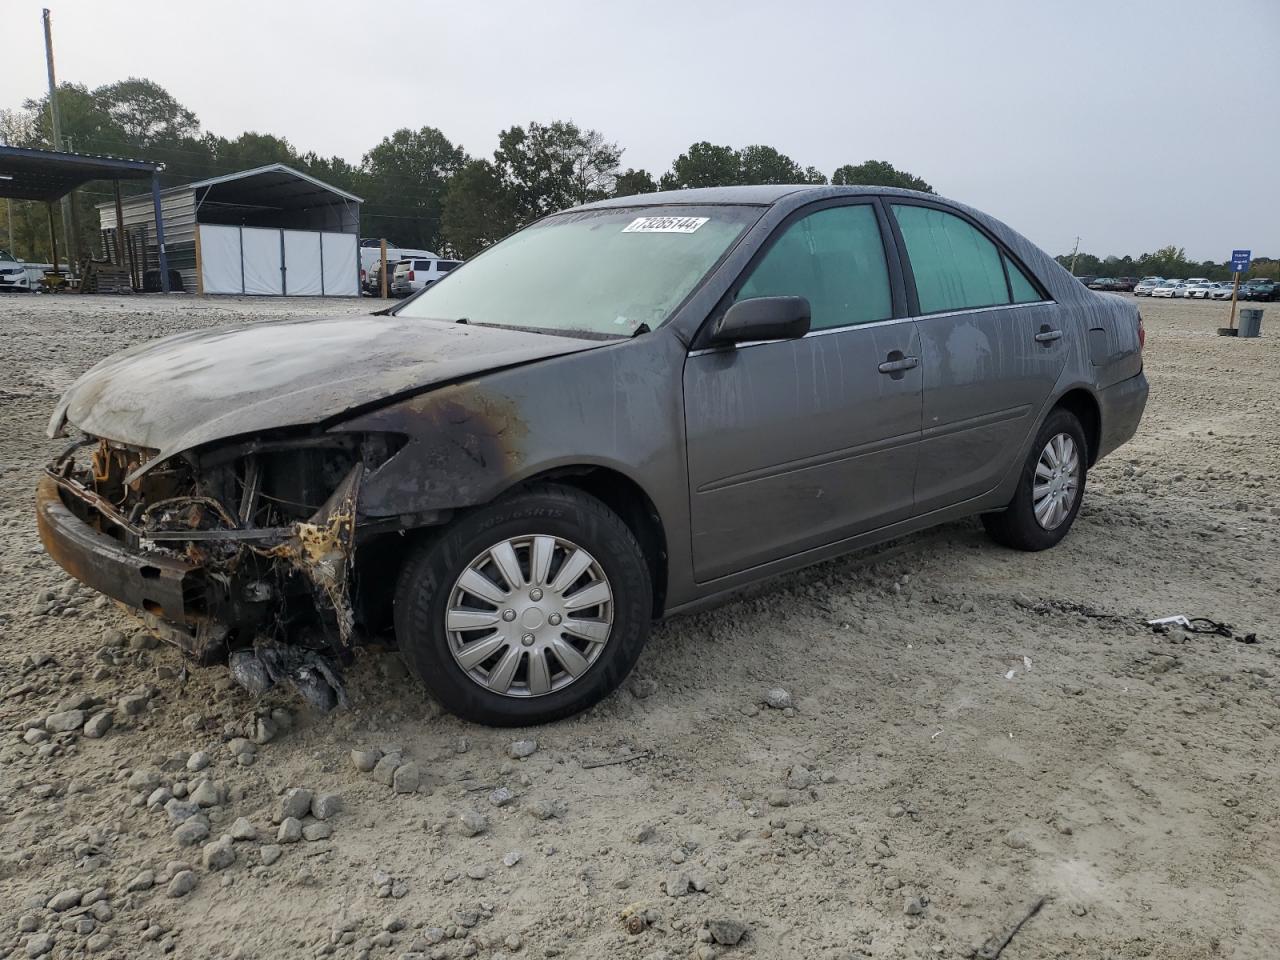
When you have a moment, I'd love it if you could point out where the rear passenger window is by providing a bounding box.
[892,205,1009,313]
[736,204,891,330]
[1005,254,1042,303]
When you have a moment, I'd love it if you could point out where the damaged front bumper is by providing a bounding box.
[36,446,365,668]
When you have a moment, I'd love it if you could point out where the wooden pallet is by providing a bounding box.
[79,259,135,295]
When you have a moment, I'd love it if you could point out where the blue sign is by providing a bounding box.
[1231,249,1251,273]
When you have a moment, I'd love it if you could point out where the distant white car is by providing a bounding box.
[0,262,32,292]
[1133,277,1164,296]
[1209,281,1237,301]
[1184,281,1215,299]
[1151,280,1184,298]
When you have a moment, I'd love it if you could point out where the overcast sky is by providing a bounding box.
[4,0,1277,261]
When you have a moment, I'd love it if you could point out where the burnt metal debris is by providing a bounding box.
[38,434,385,708]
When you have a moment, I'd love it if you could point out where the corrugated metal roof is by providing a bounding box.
[0,145,162,203]
[189,164,363,205]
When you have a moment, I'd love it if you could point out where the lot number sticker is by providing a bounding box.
[622,216,709,234]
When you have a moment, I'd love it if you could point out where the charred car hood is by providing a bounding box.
[49,313,603,468]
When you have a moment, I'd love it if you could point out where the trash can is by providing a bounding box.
[1238,308,1264,338]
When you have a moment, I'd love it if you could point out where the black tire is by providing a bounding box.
[393,484,653,726]
[981,408,1088,551]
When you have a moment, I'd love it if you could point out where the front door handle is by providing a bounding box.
[878,351,920,379]
[1035,326,1063,344]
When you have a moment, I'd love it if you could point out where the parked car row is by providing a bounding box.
[1128,276,1279,301]
[1239,278,1280,301]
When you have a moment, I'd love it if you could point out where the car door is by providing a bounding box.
[886,202,1069,513]
[683,200,923,582]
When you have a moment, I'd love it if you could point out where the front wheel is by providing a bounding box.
[394,484,653,726]
[981,409,1088,551]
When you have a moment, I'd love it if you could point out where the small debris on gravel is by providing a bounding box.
[311,793,343,820]
[165,871,198,898]
[707,918,748,946]
[392,762,420,793]
[630,676,659,699]
[904,896,929,916]
[202,835,236,871]
[764,687,793,709]
[488,786,514,807]
[82,711,113,738]
[277,818,303,843]
[46,889,81,911]
[458,811,489,837]
[508,739,538,759]
[280,787,314,820]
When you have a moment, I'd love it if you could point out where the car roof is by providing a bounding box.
[571,183,937,211]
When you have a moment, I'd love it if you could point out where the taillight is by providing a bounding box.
[1138,314,1145,350]
[408,271,415,281]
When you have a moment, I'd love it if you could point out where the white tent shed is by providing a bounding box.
[98,164,363,296]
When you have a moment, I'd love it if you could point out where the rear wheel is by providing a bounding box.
[982,409,1087,551]
[394,484,652,726]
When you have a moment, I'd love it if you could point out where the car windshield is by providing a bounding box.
[396,205,759,337]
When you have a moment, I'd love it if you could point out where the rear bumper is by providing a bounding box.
[1096,370,1148,462]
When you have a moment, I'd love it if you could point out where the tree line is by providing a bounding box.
[1,77,933,263]
[1055,245,1279,282]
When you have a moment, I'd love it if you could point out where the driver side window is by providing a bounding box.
[736,204,892,331]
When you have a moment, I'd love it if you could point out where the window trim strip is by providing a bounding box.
[686,298,1054,357]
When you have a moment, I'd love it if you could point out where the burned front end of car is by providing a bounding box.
[37,431,404,707]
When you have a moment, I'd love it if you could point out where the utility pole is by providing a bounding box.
[43,8,78,272]
[1068,236,1081,277]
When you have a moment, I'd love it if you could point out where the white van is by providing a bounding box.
[391,258,461,298]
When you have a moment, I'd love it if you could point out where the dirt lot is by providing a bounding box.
[0,293,1277,960]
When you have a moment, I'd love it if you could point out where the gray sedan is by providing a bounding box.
[38,185,1148,725]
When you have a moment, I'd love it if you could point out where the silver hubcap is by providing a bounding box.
[445,535,613,698]
[1033,433,1080,530]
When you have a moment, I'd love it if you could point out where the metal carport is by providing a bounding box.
[0,145,171,291]
[97,164,363,296]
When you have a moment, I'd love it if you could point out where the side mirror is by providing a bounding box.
[710,296,811,345]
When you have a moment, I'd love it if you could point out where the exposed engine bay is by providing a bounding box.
[39,432,404,710]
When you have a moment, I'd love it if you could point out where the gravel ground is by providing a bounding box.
[0,292,1277,960]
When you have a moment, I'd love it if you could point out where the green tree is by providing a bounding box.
[831,160,933,193]
[441,159,517,259]
[494,120,621,219]
[93,78,198,146]
[362,126,465,250]
[612,168,657,197]
[207,131,297,171]
[659,142,740,189]
[737,144,807,184]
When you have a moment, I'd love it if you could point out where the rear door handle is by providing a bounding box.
[1035,328,1063,343]
[878,352,920,378]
